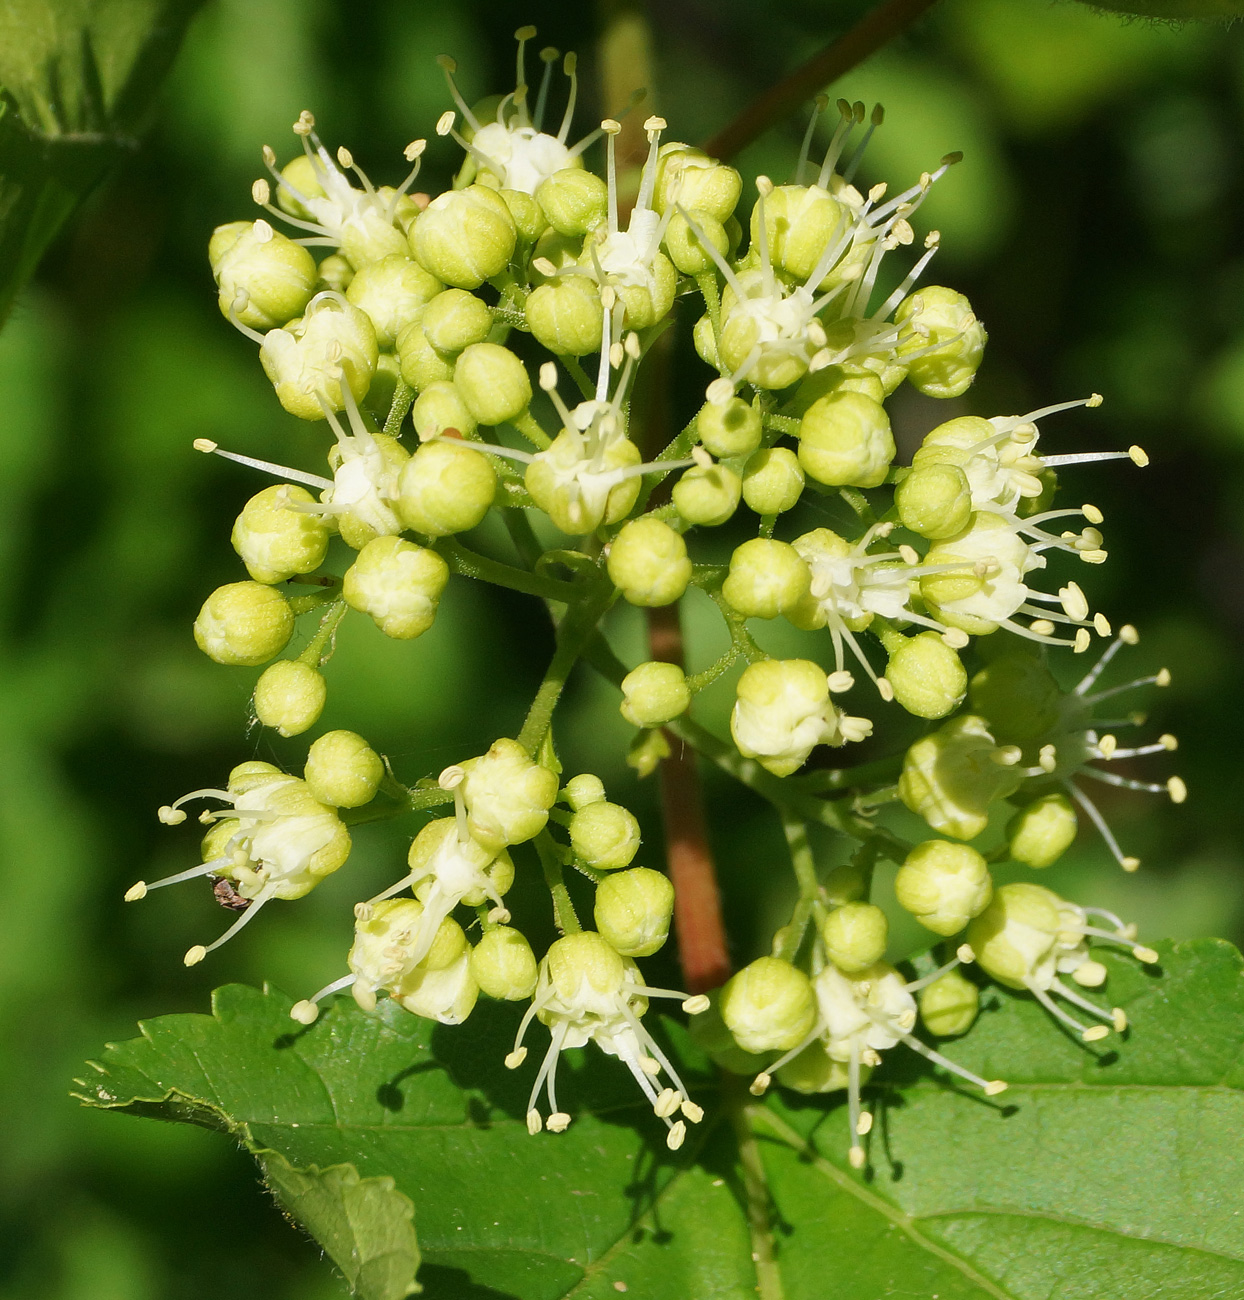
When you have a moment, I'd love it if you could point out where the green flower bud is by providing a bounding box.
[966,882,1061,990]
[594,867,675,957]
[825,861,869,905]
[231,484,330,585]
[918,970,979,1037]
[459,737,559,850]
[697,397,762,459]
[529,228,584,284]
[688,991,763,1074]
[787,365,886,414]
[693,313,719,369]
[253,660,326,737]
[397,951,479,1024]
[750,184,850,284]
[471,926,538,1000]
[654,145,742,223]
[563,773,607,810]
[899,715,1022,841]
[194,581,293,667]
[731,658,870,777]
[569,800,641,871]
[719,306,807,391]
[885,631,967,720]
[397,439,496,537]
[776,1041,860,1094]
[542,931,626,1005]
[895,840,993,936]
[525,431,642,534]
[316,253,354,294]
[620,660,691,728]
[344,254,441,349]
[969,654,1061,743]
[722,538,811,620]
[524,276,603,357]
[210,219,316,329]
[720,956,817,1054]
[822,901,889,973]
[342,535,449,639]
[453,343,532,426]
[260,294,379,421]
[798,391,895,489]
[1007,793,1078,869]
[305,729,384,808]
[607,518,693,607]
[673,460,742,527]
[420,288,494,355]
[535,167,608,236]
[895,464,973,540]
[396,322,455,392]
[595,248,678,333]
[411,380,478,441]
[409,185,517,289]
[742,447,804,515]
[895,286,987,399]
[664,209,729,276]
[498,188,548,243]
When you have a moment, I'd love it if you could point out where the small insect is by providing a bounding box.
[211,877,252,912]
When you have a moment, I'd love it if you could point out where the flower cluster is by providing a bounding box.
[129,26,1182,1167]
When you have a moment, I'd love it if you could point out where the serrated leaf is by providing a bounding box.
[0,0,205,321]
[1074,0,1244,16]
[78,940,1244,1298]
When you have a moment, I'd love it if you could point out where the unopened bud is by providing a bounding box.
[470,926,538,1000]
[822,901,888,973]
[398,440,496,536]
[344,254,442,349]
[607,518,693,607]
[409,185,517,289]
[305,729,384,808]
[620,661,691,728]
[569,801,641,871]
[254,660,327,737]
[1007,792,1078,869]
[722,538,811,620]
[885,631,967,720]
[535,168,608,236]
[594,867,675,956]
[742,447,805,515]
[919,969,979,1037]
[231,484,331,585]
[194,581,294,667]
[896,840,994,936]
[720,956,817,1054]
[798,391,895,489]
[453,343,532,427]
[342,535,449,639]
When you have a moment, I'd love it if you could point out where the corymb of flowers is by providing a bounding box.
[129,24,1183,1166]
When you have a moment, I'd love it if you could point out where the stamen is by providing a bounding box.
[437,55,481,131]
[1067,781,1139,871]
[796,94,829,185]
[186,885,276,963]
[193,439,335,492]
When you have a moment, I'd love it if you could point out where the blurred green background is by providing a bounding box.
[3,0,1243,1295]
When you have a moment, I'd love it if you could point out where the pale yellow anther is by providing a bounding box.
[601,118,621,135]
[993,745,1023,766]
[184,945,207,967]
[1160,733,1178,751]
[538,361,559,391]
[1080,550,1108,565]
[1072,959,1108,987]
[251,178,271,206]
[984,1080,1008,1096]
[924,229,941,249]
[1122,856,1141,873]
[956,944,975,964]
[755,175,774,197]
[539,46,559,64]
[691,446,713,469]
[1120,624,1139,645]
[193,438,218,454]
[1094,612,1112,637]
[643,115,667,134]
[706,377,734,405]
[1030,619,1056,637]
[1058,581,1089,622]
[290,1000,320,1025]
[1112,1008,1128,1033]
[1156,668,1171,687]
[868,182,887,203]
[336,146,354,169]
[609,341,624,369]
[625,332,642,359]
[1098,734,1117,760]
[827,670,855,694]
[1167,776,1187,804]
[806,320,828,349]
[564,51,578,74]
[1133,945,1159,964]
[532,257,558,278]
[891,218,915,245]
[515,23,537,39]
[262,144,276,166]
[639,1056,662,1077]
[158,804,187,825]
[600,285,618,310]
[749,1072,772,1097]
[862,1048,881,1068]
[682,995,710,1015]
[404,139,426,162]
[1074,628,1092,653]
[505,1048,528,1070]
[898,544,919,565]
[681,1100,704,1123]
[877,677,895,702]
[198,810,214,825]
[488,906,511,925]
[354,902,374,922]
[547,1111,571,1133]
[848,1146,866,1169]
[436,110,456,137]
[1128,445,1149,467]
[942,628,970,650]
[856,1112,873,1136]
[294,110,315,134]
[1039,744,1057,773]
[526,1109,543,1134]
[1085,392,1103,408]
[253,218,274,243]
[655,1088,681,1118]
[437,764,465,791]
[666,1120,687,1151]
[1082,1025,1110,1043]
[124,882,148,903]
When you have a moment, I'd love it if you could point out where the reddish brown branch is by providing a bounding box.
[702,0,941,161]
[648,604,732,993]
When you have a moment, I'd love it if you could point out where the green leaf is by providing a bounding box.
[0,0,205,321]
[1072,0,1244,17]
[78,939,1244,1298]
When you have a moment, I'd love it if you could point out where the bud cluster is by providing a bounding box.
[130,26,1183,1169]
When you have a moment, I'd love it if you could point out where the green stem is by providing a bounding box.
[535,831,580,934]
[383,379,415,438]
[696,271,723,352]
[563,354,596,401]
[780,812,819,901]
[503,508,543,570]
[839,487,875,524]
[511,408,552,449]
[726,1080,785,1300]
[296,599,347,667]
[438,538,580,603]
[764,413,801,438]
[288,590,338,617]
[685,645,741,693]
